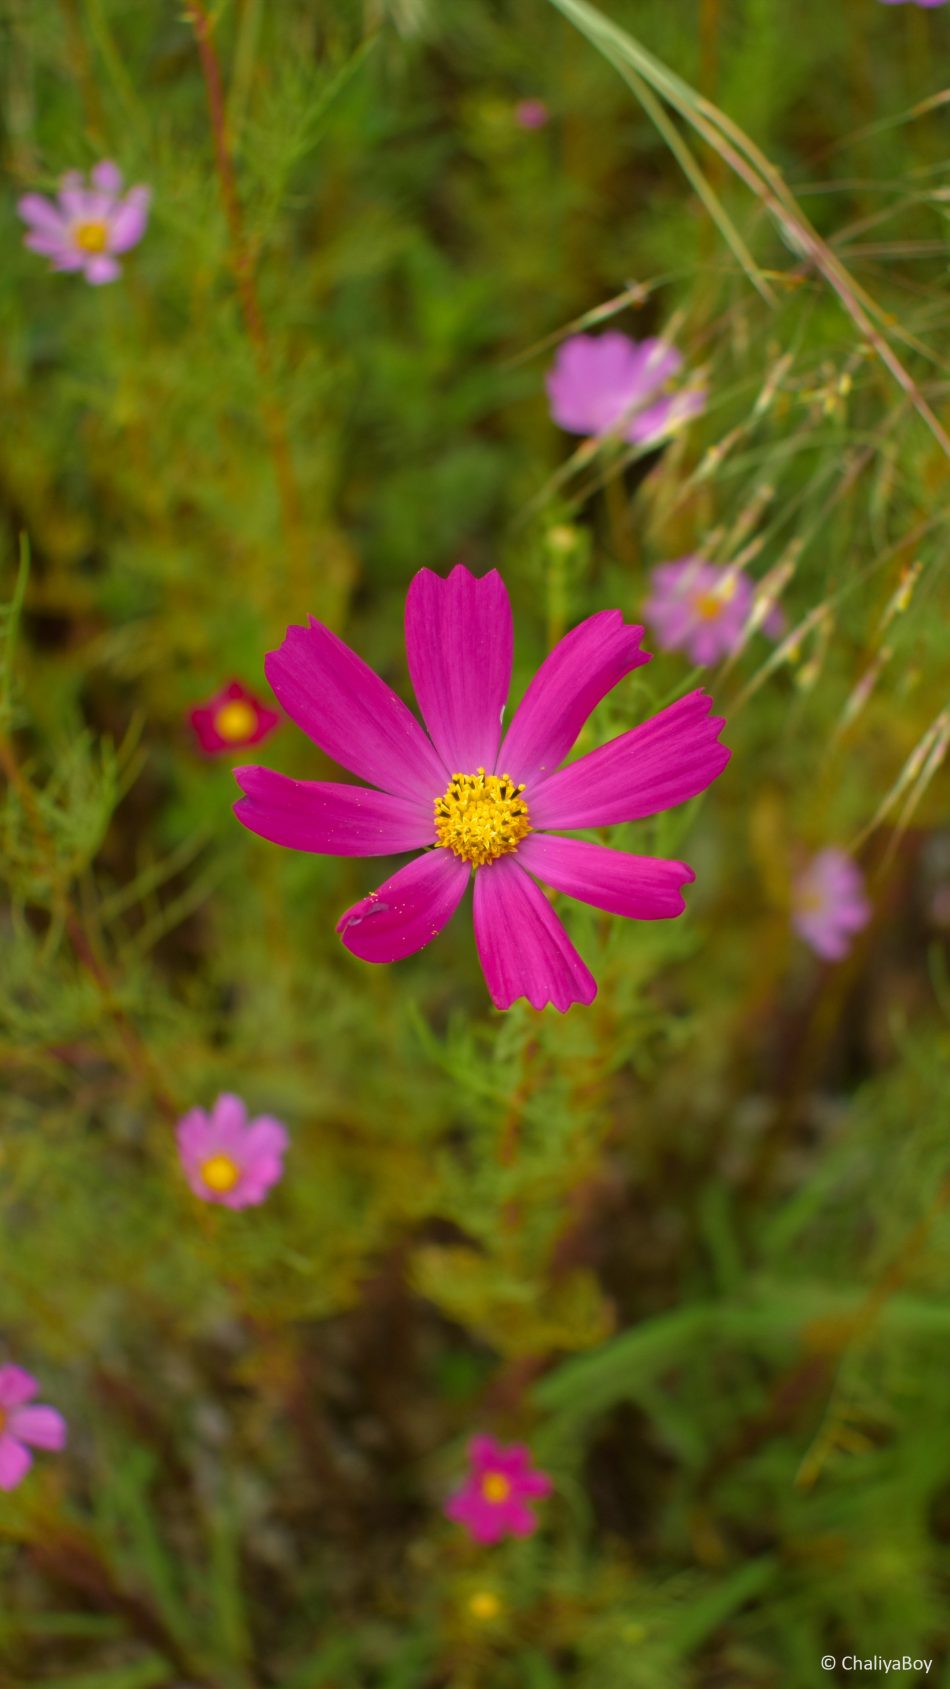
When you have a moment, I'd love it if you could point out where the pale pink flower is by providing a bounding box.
[792,849,871,961]
[644,557,783,667]
[176,1094,289,1208]
[17,160,150,285]
[0,1367,66,1490]
[546,331,705,447]
[445,1436,552,1545]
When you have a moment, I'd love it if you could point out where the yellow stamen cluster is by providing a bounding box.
[201,1154,240,1194]
[693,576,737,621]
[435,770,530,868]
[215,699,258,742]
[468,1591,502,1621]
[74,221,109,254]
[481,1472,511,1504]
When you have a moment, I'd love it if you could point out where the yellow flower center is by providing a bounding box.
[693,576,737,621]
[201,1154,240,1194]
[481,1472,511,1505]
[468,1591,502,1621]
[0,1407,6,1434]
[434,770,531,868]
[214,699,258,742]
[74,220,109,254]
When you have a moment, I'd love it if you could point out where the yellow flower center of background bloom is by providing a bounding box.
[0,1407,6,1434]
[468,1591,502,1620]
[74,221,109,254]
[201,1154,240,1193]
[435,770,530,868]
[481,1472,511,1504]
[693,576,737,621]
[214,699,257,742]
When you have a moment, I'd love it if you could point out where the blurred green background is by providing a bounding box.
[2,0,950,1683]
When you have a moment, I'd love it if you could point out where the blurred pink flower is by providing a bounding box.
[190,681,281,757]
[792,849,871,961]
[0,1367,66,1491]
[176,1094,289,1208]
[445,1436,552,1544]
[644,557,783,667]
[546,331,705,446]
[234,565,730,1012]
[17,161,150,285]
[515,98,549,129]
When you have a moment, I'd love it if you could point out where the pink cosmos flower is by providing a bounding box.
[792,849,871,961]
[546,331,705,447]
[190,680,281,757]
[0,1367,66,1490]
[515,98,550,129]
[644,557,783,667]
[233,566,730,1012]
[445,1436,552,1545]
[17,161,150,285]
[175,1094,289,1208]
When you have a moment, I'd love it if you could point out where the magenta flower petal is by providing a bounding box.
[473,856,596,1011]
[0,1367,65,1490]
[405,565,513,772]
[337,849,470,964]
[0,1436,32,1491]
[517,835,695,918]
[91,159,122,192]
[85,255,121,285]
[499,610,650,787]
[9,1405,67,1450]
[529,689,729,831]
[109,187,152,254]
[234,767,434,856]
[0,1367,37,1408]
[17,195,67,236]
[627,386,707,444]
[265,619,447,804]
[546,332,703,443]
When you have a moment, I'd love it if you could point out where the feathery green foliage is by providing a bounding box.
[2,0,949,1683]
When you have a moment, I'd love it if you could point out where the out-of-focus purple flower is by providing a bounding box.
[176,1094,289,1209]
[515,99,549,129]
[445,1436,552,1545]
[644,558,783,667]
[792,849,871,961]
[190,681,281,757]
[546,331,705,447]
[233,565,731,1013]
[17,160,150,285]
[0,1367,66,1491]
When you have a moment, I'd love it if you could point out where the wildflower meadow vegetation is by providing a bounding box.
[2,1,950,1684]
